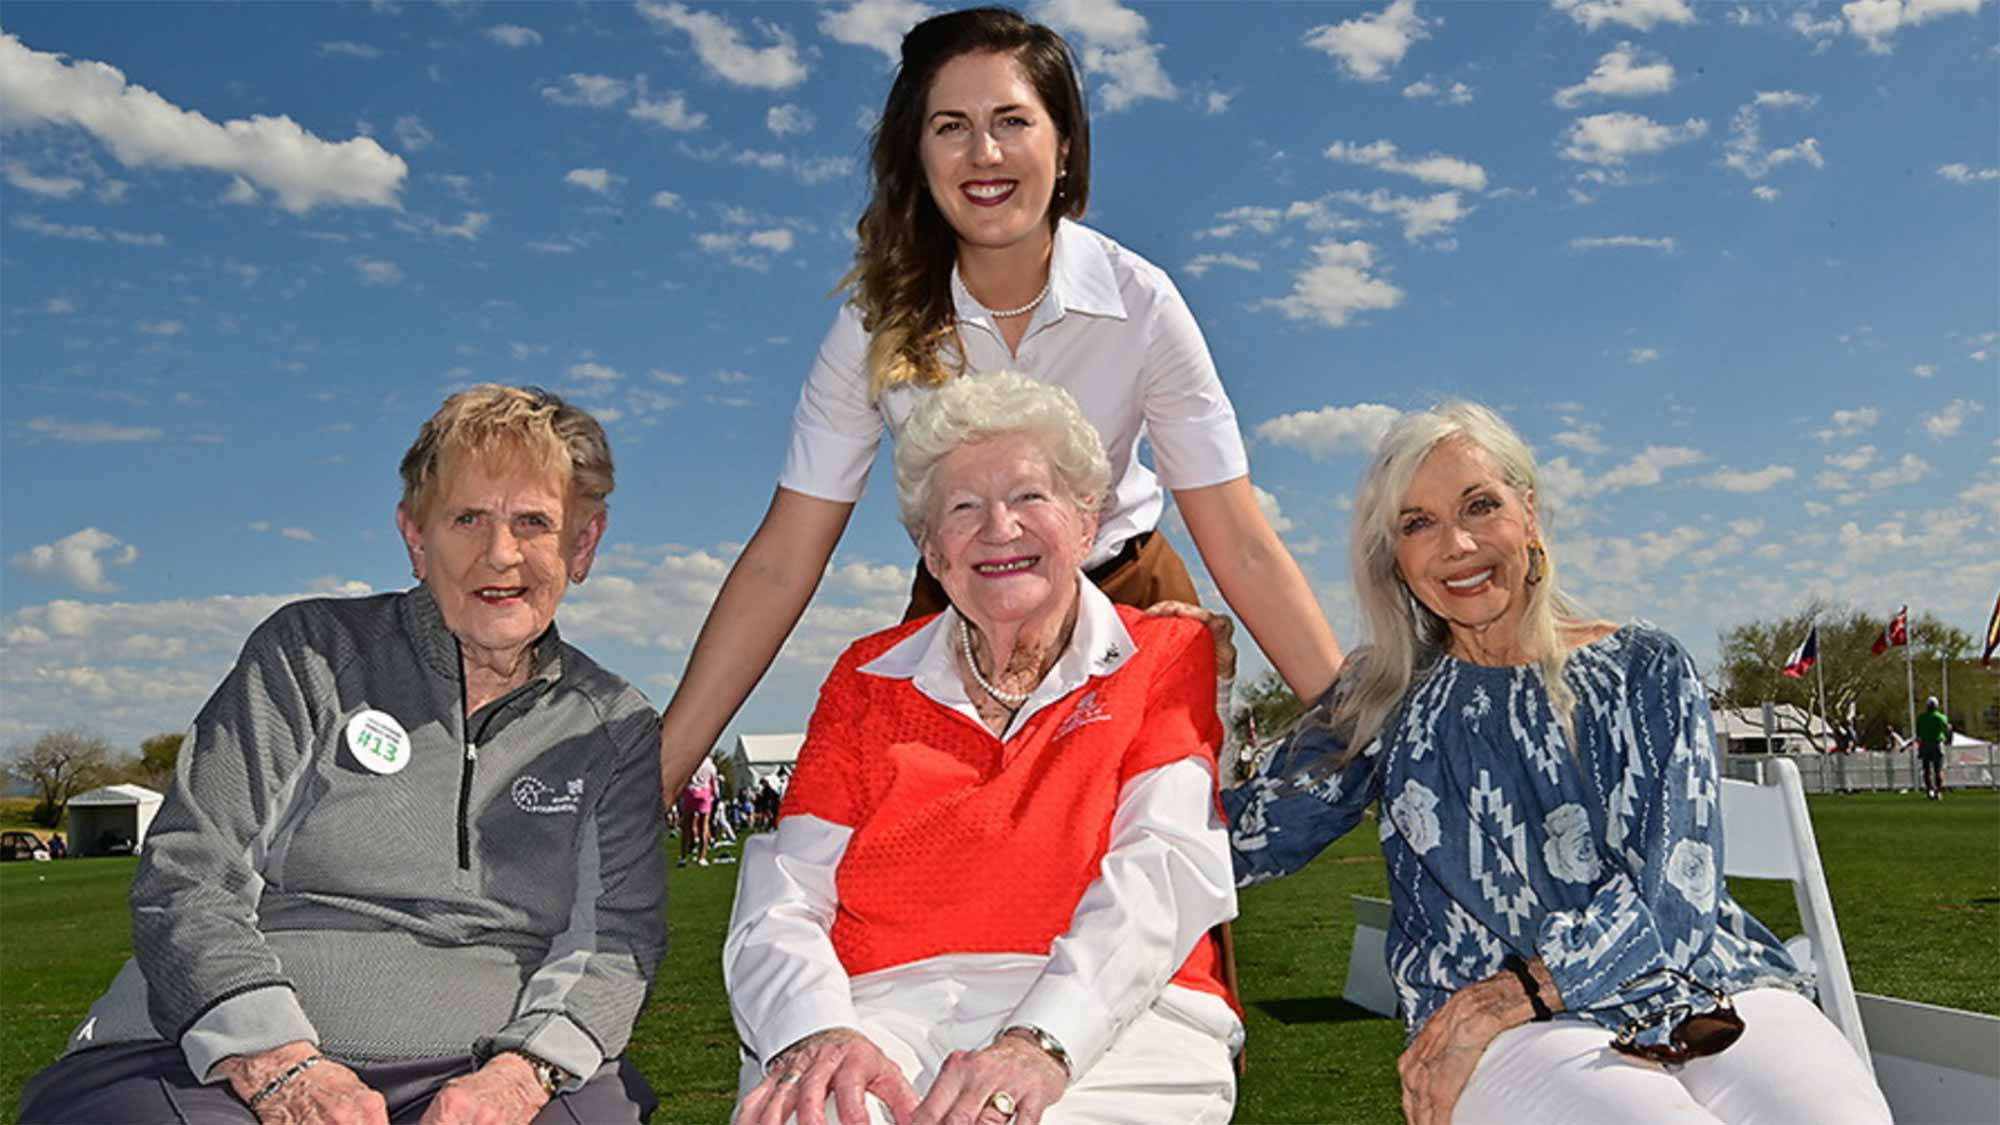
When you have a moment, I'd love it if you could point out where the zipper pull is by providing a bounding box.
[466,743,478,761]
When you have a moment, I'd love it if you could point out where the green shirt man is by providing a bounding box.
[1915,703,1950,753]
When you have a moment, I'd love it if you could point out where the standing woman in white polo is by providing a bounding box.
[657,6,1341,794]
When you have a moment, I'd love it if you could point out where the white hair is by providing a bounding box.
[893,371,1112,543]
[1330,400,1603,761]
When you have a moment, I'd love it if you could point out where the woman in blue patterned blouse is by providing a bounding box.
[1224,402,1889,1124]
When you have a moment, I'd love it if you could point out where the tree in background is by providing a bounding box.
[5,728,113,828]
[1715,602,1988,747]
[131,732,184,791]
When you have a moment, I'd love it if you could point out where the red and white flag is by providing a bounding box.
[1782,625,1819,679]
[1870,605,1908,656]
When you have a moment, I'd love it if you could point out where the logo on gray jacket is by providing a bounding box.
[512,775,583,814]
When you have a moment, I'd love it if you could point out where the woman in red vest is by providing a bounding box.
[725,373,1240,1125]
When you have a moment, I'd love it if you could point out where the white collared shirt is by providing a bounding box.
[778,220,1250,569]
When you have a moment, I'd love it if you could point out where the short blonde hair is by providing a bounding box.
[893,371,1110,543]
[399,385,614,523]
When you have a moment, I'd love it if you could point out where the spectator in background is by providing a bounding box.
[1916,696,1951,801]
[754,779,781,832]
[679,754,720,867]
[46,832,66,859]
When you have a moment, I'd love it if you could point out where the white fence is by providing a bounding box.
[1721,748,2000,793]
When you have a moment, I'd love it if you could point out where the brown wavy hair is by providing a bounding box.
[844,6,1091,400]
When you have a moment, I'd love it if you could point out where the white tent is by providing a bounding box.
[726,733,804,795]
[67,784,165,857]
[1712,704,1829,755]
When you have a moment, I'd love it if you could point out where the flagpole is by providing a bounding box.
[1813,632,1829,751]
[1905,631,1917,792]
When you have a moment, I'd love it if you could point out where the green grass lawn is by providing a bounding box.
[3,792,1994,1123]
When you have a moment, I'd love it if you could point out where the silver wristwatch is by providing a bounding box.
[997,1024,1073,1077]
[509,1050,572,1097]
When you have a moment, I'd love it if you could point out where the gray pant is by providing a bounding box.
[18,1041,656,1124]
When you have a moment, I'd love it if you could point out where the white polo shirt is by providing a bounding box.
[778,220,1250,569]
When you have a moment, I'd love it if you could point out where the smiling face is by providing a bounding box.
[919,50,1066,257]
[1393,438,1541,664]
[397,452,603,669]
[921,432,1096,633]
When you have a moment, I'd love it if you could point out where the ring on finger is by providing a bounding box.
[987,1090,1018,1118]
[776,1071,803,1085]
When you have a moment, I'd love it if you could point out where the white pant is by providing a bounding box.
[1453,987,1893,1124]
[735,958,1239,1125]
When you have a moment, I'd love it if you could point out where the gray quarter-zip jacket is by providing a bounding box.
[65,587,666,1090]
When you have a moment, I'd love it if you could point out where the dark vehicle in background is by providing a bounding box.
[0,830,49,862]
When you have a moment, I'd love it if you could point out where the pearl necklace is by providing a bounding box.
[959,274,1051,320]
[959,619,1035,706]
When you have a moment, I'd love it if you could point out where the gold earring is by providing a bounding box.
[1525,541,1546,587]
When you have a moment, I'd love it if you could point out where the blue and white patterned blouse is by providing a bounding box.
[1223,624,1811,1044]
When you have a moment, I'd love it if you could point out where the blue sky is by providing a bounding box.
[2,0,1996,753]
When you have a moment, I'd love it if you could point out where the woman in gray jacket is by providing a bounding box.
[20,386,667,1125]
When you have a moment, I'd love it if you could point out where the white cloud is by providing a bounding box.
[1728,5,1766,25]
[1937,163,2000,183]
[1704,464,1796,492]
[651,190,683,211]
[1251,486,1296,533]
[1723,98,1823,180]
[1752,185,1781,202]
[1816,406,1881,440]
[9,528,139,593]
[45,298,75,314]
[1035,0,1178,112]
[1923,398,1985,439]
[1552,424,1608,454]
[568,361,623,383]
[1403,79,1473,104]
[483,24,543,48]
[1961,479,2000,520]
[541,74,630,108]
[1790,10,1847,44]
[430,211,488,240]
[279,527,316,542]
[637,1,809,89]
[1333,188,1471,242]
[630,90,707,132]
[1255,403,1403,459]
[766,103,815,136]
[1560,527,1706,587]
[2,159,84,198]
[1598,445,1706,490]
[1553,42,1675,108]
[696,228,797,270]
[0,33,406,212]
[319,40,383,59]
[1258,241,1404,329]
[1560,112,1708,165]
[820,0,935,59]
[1842,0,1988,54]
[1865,452,1930,489]
[1628,346,1661,363]
[1825,445,1878,472]
[1911,363,1935,378]
[1551,0,1697,32]
[25,417,164,443]
[136,319,184,336]
[1323,139,1488,191]
[1570,235,1676,252]
[12,213,165,245]
[392,114,434,153]
[564,167,620,195]
[1202,89,1234,115]
[352,256,402,285]
[1183,253,1260,278]
[1303,0,1432,82]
